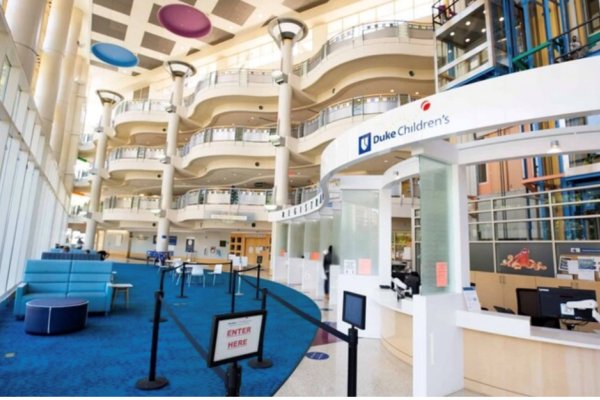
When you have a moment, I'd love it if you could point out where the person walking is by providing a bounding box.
[323,245,333,300]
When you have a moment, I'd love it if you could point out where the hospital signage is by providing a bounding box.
[358,101,450,155]
[207,310,267,368]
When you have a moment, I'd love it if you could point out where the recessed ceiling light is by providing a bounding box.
[499,17,504,22]
[448,49,453,53]
[229,25,234,29]
[415,91,419,95]
[482,28,486,33]
[390,89,395,93]
[258,173,261,176]
[258,13,263,18]
[450,32,455,36]
[224,178,227,180]
[207,180,210,183]
[384,160,388,163]
[465,38,471,42]
[466,21,471,26]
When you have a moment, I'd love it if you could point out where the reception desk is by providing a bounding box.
[371,287,600,397]
[372,289,413,365]
[458,310,600,397]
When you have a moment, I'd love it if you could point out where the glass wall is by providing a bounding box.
[436,4,490,89]
[0,57,10,101]
[339,190,379,276]
[0,21,69,299]
[419,156,453,295]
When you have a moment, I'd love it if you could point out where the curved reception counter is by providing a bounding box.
[370,287,600,397]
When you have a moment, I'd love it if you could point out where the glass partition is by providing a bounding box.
[419,156,452,295]
[339,190,379,276]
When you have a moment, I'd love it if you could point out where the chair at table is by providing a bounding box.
[174,263,190,285]
[207,264,223,286]
[190,265,205,287]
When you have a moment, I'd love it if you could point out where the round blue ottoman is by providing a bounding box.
[25,298,89,335]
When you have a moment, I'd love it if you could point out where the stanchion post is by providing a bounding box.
[231,271,237,313]
[226,361,242,396]
[254,264,261,301]
[347,327,359,397]
[136,290,169,390]
[177,263,188,299]
[248,288,273,369]
[150,268,169,323]
[227,262,233,294]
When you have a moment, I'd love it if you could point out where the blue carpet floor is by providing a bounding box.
[0,262,320,396]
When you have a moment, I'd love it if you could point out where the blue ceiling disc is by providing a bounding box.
[91,43,138,68]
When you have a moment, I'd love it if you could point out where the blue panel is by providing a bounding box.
[91,43,138,68]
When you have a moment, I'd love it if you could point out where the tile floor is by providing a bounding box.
[274,296,482,397]
[116,258,482,397]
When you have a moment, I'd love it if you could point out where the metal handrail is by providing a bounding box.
[178,93,419,156]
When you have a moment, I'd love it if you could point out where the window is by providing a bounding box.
[133,86,149,100]
[586,0,600,32]
[477,164,488,183]
[0,57,11,101]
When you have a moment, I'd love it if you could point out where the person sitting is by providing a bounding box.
[98,250,109,261]
[570,35,582,60]
[84,250,90,254]
[54,243,61,249]
[63,246,71,253]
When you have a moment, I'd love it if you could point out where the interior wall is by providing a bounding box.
[129,231,230,260]
[103,230,130,257]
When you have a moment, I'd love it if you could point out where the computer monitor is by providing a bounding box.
[342,291,366,330]
[404,273,420,296]
[516,288,561,329]
[494,306,515,314]
[538,287,597,322]
[517,288,540,317]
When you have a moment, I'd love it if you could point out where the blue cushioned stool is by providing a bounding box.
[25,298,88,335]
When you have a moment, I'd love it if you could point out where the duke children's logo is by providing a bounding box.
[358,132,372,155]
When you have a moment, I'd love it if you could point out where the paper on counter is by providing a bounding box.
[578,269,596,281]
[557,274,573,280]
[567,260,579,275]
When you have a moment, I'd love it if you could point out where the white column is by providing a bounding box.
[50,8,83,161]
[156,63,194,252]
[33,0,74,135]
[5,0,48,83]
[61,57,88,190]
[411,147,469,396]
[273,38,293,207]
[84,93,120,249]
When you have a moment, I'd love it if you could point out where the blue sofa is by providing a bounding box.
[14,260,114,318]
[42,252,102,260]
[67,262,114,313]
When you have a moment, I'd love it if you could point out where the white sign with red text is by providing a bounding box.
[213,314,264,364]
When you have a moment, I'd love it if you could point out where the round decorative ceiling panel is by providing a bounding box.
[157,4,212,38]
[91,43,138,68]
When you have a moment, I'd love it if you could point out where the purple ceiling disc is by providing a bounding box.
[157,4,212,39]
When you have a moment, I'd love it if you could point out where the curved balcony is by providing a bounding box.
[78,133,95,154]
[106,146,165,174]
[178,127,276,156]
[296,93,412,138]
[182,20,433,107]
[110,20,433,135]
[73,167,92,188]
[97,184,331,224]
[113,99,172,120]
[293,21,433,77]
[177,93,410,160]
